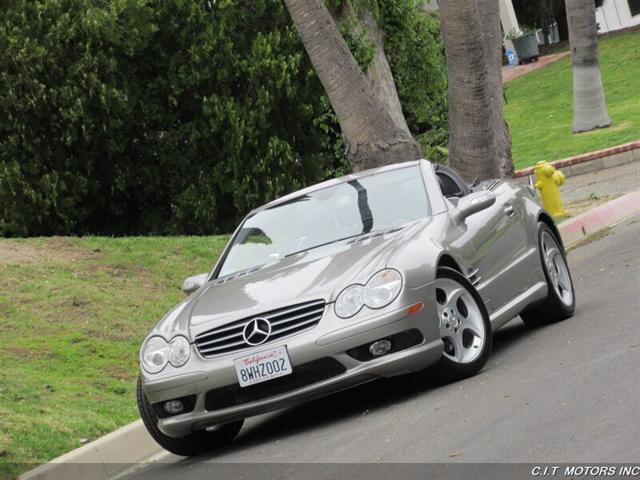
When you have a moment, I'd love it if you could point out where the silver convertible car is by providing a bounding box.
[137,160,575,455]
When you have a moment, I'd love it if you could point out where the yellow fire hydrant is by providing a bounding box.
[533,161,567,218]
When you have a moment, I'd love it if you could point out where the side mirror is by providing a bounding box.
[181,273,208,295]
[452,191,496,224]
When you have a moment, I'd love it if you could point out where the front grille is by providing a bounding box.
[194,299,325,358]
[205,358,346,411]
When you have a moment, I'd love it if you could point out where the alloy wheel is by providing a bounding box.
[435,278,486,364]
[541,231,573,307]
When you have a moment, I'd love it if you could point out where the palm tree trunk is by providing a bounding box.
[330,1,411,135]
[439,0,513,181]
[283,0,422,171]
[478,0,514,178]
[360,8,412,135]
[565,0,611,133]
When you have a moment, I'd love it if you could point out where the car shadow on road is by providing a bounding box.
[491,318,533,355]
[189,317,537,462]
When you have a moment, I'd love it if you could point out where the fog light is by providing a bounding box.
[164,400,184,415]
[369,339,392,357]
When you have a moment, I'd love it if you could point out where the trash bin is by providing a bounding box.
[513,33,539,63]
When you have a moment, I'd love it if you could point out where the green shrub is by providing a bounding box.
[0,0,445,236]
[379,2,448,163]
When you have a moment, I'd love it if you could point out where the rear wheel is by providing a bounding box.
[520,223,575,327]
[136,377,243,456]
[432,267,492,381]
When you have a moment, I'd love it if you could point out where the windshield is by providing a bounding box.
[217,166,430,277]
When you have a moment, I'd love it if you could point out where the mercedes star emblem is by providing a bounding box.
[242,318,272,346]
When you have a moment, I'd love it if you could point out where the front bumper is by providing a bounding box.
[141,282,443,438]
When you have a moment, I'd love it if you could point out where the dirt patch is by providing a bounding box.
[575,121,632,135]
[567,226,614,251]
[5,346,56,360]
[103,265,137,278]
[0,238,100,266]
[85,325,138,342]
[0,243,42,265]
[5,346,36,359]
[104,365,136,382]
[57,297,91,308]
[565,194,620,218]
[40,299,94,326]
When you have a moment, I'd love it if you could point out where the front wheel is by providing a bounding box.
[520,223,575,328]
[432,267,492,381]
[136,377,243,456]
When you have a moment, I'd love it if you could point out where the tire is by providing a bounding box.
[520,222,575,328]
[432,267,492,381]
[136,376,243,456]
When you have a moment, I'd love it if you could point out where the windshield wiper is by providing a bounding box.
[284,233,364,258]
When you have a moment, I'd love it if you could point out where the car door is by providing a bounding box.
[462,181,529,313]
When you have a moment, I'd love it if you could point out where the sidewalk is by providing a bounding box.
[554,160,639,246]
[502,52,570,83]
[560,161,639,205]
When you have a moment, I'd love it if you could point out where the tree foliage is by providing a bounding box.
[0,0,446,236]
[376,2,448,161]
[329,0,448,161]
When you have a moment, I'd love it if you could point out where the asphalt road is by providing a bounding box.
[127,216,639,478]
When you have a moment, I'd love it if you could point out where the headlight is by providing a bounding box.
[364,269,403,309]
[334,284,365,318]
[169,336,191,367]
[141,335,191,373]
[141,336,170,373]
[334,269,403,318]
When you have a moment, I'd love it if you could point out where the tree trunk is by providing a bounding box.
[360,9,412,134]
[330,1,412,135]
[439,0,514,181]
[478,0,515,178]
[283,0,422,171]
[565,0,611,133]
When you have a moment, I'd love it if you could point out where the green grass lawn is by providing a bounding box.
[504,29,640,169]
[0,236,228,478]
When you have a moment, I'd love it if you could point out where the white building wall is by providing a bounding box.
[499,0,521,62]
[423,0,639,38]
[595,0,640,33]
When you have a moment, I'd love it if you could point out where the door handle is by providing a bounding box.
[504,203,515,216]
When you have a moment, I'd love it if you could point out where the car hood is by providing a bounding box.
[153,219,431,339]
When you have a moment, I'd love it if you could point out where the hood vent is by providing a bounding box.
[215,265,263,285]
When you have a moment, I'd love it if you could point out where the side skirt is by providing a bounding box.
[489,281,548,330]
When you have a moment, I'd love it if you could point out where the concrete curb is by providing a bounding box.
[515,141,640,179]
[19,420,163,480]
[558,191,640,248]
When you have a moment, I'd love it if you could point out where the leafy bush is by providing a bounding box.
[0,0,446,236]
[378,2,448,163]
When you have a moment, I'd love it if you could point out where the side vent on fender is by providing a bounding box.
[467,268,482,287]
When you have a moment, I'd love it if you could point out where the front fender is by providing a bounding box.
[386,216,447,289]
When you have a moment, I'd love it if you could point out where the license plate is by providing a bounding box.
[234,345,293,388]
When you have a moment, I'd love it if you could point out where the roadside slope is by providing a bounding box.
[0,236,227,479]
